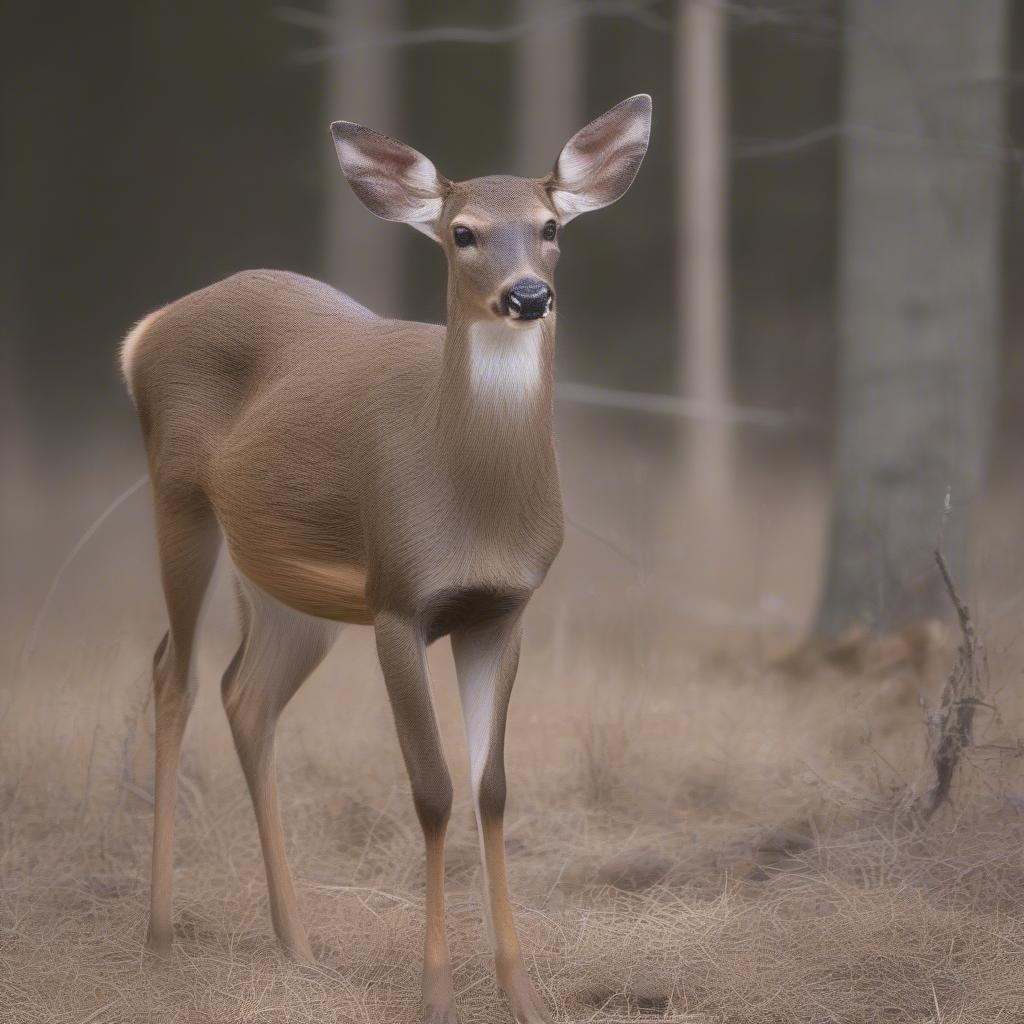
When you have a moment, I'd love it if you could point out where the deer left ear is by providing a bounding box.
[331,121,449,240]
[547,94,652,223]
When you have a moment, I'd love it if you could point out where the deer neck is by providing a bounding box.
[430,311,556,486]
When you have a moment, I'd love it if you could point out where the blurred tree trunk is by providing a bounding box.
[514,0,581,177]
[322,0,401,316]
[815,0,1007,638]
[675,0,730,415]
[674,0,738,599]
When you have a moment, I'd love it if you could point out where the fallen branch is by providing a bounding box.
[917,497,988,819]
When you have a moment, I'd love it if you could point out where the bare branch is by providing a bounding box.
[732,125,841,159]
[274,1,670,66]
[916,493,988,820]
[556,380,811,428]
[734,122,1024,168]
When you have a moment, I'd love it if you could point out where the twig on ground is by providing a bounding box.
[917,492,988,820]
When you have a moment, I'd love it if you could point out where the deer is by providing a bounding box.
[120,94,651,1024]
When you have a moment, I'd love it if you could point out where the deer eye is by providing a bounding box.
[542,220,558,241]
[453,226,476,248]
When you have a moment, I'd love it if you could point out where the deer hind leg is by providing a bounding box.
[222,572,341,963]
[451,610,552,1024]
[374,613,457,1024]
[148,497,221,955]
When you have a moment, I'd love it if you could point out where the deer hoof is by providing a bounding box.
[504,972,553,1024]
[422,1001,461,1024]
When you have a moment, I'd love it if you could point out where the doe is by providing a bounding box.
[122,94,651,1024]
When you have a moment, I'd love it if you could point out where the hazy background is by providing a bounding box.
[4,0,1024,642]
[4,3,1024,1022]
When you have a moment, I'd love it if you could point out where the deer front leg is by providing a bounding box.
[375,613,458,1024]
[451,610,552,1024]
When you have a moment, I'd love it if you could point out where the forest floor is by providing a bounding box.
[3,611,1024,1024]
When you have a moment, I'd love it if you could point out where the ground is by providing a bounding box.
[4,612,1024,1023]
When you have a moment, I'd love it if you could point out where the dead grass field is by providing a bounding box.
[4,415,1024,1023]
[5,606,1024,1023]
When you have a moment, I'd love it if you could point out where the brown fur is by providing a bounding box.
[123,94,651,1023]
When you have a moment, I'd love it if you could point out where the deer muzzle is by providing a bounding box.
[504,278,553,321]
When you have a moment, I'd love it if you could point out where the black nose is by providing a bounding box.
[505,277,553,320]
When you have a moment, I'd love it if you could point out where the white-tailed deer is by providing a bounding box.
[122,94,651,1024]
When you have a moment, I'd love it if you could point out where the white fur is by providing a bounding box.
[468,321,543,412]
[452,627,512,952]
[120,308,164,401]
[456,638,498,792]
[228,569,344,707]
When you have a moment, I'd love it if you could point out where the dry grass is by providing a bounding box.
[4,607,1024,1024]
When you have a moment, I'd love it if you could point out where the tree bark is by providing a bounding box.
[514,0,582,177]
[675,0,737,545]
[322,0,401,316]
[676,0,730,412]
[815,0,1007,638]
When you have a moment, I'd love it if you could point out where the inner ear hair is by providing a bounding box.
[547,94,652,221]
[331,120,448,232]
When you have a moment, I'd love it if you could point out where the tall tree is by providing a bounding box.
[674,0,735,515]
[816,0,1007,638]
[675,0,730,414]
[514,0,582,177]
[322,0,401,315]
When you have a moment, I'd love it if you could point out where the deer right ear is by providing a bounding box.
[331,121,448,240]
[547,94,652,223]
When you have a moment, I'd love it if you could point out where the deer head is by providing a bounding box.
[331,94,652,327]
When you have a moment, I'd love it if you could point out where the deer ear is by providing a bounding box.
[547,94,652,223]
[331,121,448,240]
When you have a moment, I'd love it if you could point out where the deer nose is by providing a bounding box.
[504,277,553,320]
